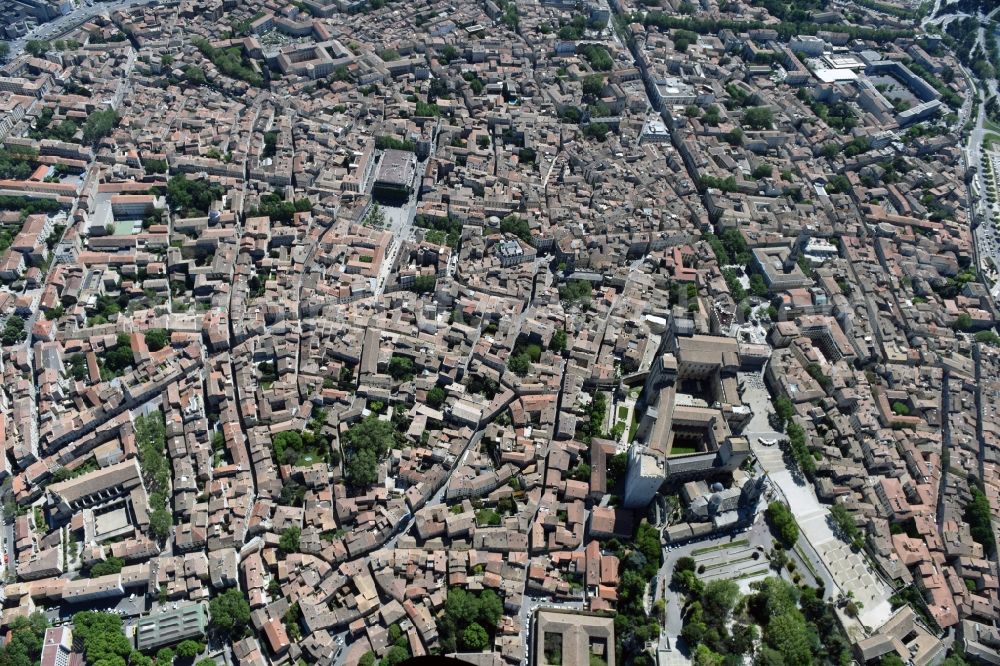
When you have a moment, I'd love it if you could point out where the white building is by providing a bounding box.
[789,35,827,56]
[622,444,664,509]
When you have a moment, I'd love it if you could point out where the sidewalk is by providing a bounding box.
[742,372,894,630]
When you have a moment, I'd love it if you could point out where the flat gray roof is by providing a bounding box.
[376,149,416,188]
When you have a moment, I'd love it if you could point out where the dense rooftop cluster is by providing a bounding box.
[0,0,998,665]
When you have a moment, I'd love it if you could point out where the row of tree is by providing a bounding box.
[135,411,173,540]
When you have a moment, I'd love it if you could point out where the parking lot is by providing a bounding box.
[44,593,147,627]
[519,596,585,665]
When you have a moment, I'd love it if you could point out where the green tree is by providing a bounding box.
[975,330,1000,345]
[388,356,415,380]
[478,589,504,628]
[81,109,120,145]
[184,65,207,85]
[342,417,394,486]
[283,602,302,641]
[583,122,609,141]
[773,395,795,428]
[701,580,740,621]
[0,147,37,181]
[101,333,135,376]
[134,412,172,543]
[438,587,504,653]
[209,588,251,635]
[383,646,410,666]
[673,568,703,596]
[723,267,746,302]
[0,612,48,666]
[175,640,203,659]
[359,652,376,666]
[191,37,262,86]
[131,651,154,666]
[966,479,995,555]
[829,503,860,544]
[576,43,613,70]
[749,273,768,297]
[743,106,774,130]
[157,647,175,664]
[280,480,306,507]
[499,215,531,242]
[692,644,725,666]
[26,40,50,56]
[607,452,627,485]
[508,352,531,376]
[550,328,567,352]
[2,316,26,345]
[271,431,303,464]
[145,328,169,352]
[72,611,132,665]
[445,587,481,626]
[461,622,490,651]
[279,525,301,553]
[635,522,662,577]
[338,365,355,388]
[559,279,592,304]
[90,557,124,577]
[826,174,851,194]
[145,158,168,174]
[766,502,799,548]
[165,174,224,217]
[149,507,172,540]
[763,611,813,664]
[729,622,758,656]
[582,74,605,97]
[747,576,800,622]
[427,386,447,408]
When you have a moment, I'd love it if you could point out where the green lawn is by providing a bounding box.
[628,411,640,442]
[669,445,698,456]
[692,539,750,556]
[792,544,821,580]
[702,554,757,571]
[730,567,772,582]
[113,220,136,235]
[617,405,628,420]
[294,448,326,467]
